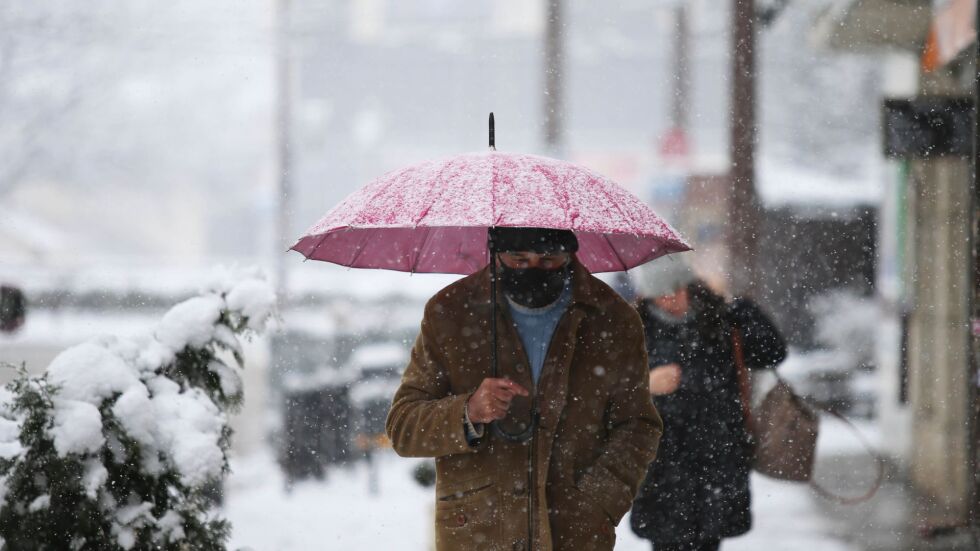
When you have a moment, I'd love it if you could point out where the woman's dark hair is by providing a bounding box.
[687,279,729,343]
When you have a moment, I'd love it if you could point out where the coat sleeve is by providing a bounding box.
[385,301,481,458]
[730,297,788,370]
[645,328,682,368]
[638,301,682,368]
[576,309,664,524]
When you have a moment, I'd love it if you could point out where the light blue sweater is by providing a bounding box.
[505,282,572,384]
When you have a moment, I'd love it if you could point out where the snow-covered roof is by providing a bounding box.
[289,263,462,301]
[349,342,409,371]
[281,309,338,338]
[349,378,401,408]
[756,158,883,212]
[0,258,233,297]
[0,257,461,303]
[282,368,356,392]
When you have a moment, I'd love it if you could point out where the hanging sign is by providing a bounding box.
[882,97,974,158]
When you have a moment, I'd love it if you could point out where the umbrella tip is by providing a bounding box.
[489,112,495,151]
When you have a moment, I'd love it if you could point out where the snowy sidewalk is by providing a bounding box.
[809,448,978,551]
[223,446,855,551]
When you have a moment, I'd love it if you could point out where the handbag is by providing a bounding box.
[732,329,884,503]
[733,329,818,481]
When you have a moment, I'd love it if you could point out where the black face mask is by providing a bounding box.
[499,264,570,308]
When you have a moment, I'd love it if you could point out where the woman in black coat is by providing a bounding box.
[629,260,787,551]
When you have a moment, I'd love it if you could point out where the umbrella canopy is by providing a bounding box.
[291,151,690,274]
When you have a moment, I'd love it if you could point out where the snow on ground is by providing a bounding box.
[224,418,869,551]
[224,451,432,551]
[813,414,881,457]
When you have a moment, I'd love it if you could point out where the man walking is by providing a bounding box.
[386,226,663,551]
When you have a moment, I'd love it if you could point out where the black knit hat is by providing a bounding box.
[488,226,579,254]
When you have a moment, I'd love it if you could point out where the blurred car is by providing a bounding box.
[279,367,356,484]
[775,348,876,419]
[347,341,409,444]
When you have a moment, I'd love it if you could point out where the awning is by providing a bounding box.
[811,0,931,53]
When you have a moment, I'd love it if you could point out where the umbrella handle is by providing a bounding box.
[489,112,496,151]
[487,234,538,444]
[490,233,498,378]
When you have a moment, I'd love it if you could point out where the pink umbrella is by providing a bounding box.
[291,151,690,273]
[293,117,691,442]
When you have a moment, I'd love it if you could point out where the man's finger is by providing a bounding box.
[489,387,518,403]
[491,378,529,397]
[480,377,529,396]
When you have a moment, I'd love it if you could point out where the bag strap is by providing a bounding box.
[807,406,887,505]
[731,328,755,434]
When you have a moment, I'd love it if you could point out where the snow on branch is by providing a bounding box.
[0,268,276,550]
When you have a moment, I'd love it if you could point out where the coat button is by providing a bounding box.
[455,513,467,527]
[515,363,525,373]
[512,540,526,551]
[512,482,526,496]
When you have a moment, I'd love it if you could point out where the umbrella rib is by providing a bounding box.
[412,158,458,227]
[595,176,640,234]
[534,164,572,229]
[410,226,434,273]
[305,231,333,262]
[463,237,483,273]
[557,173,573,227]
[602,232,629,272]
[355,172,405,227]
[347,229,374,268]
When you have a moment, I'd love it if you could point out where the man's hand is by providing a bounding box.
[649,364,681,395]
[466,378,530,424]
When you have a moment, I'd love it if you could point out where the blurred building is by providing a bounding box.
[816,0,978,534]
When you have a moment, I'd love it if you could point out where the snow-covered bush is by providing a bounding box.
[0,270,276,550]
[809,289,879,370]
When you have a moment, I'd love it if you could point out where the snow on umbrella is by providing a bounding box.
[291,151,691,274]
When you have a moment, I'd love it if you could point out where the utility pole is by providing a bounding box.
[970,0,980,532]
[270,0,294,389]
[671,3,690,134]
[729,0,761,295]
[658,2,691,172]
[275,0,293,302]
[544,0,564,158]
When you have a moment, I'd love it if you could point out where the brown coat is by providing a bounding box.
[386,259,663,551]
